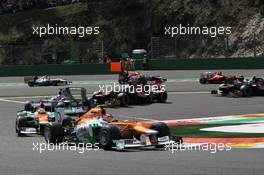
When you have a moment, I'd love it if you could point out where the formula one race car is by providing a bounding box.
[92,86,167,107]
[211,77,264,97]
[16,87,95,136]
[24,87,95,112]
[199,72,244,84]
[44,107,182,150]
[92,91,129,107]
[94,71,167,107]
[16,104,55,136]
[28,75,71,87]
[118,71,167,85]
[16,102,90,136]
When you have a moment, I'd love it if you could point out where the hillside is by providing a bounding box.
[0,0,263,63]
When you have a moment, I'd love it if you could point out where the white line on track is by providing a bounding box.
[2,91,209,100]
[0,91,209,105]
[0,99,26,104]
[169,91,209,95]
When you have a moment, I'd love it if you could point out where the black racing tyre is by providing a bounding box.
[24,102,33,111]
[145,94,154,103]
[38,125,45,135]
[150,122,171,148]
[150,122,171,138]
[211,90,217,94]
[52,81,58,86]
[117,93,129,107]
[44,123,64,144]
[240,85,252,97]
[28,81,34,87]
[199,78,207,84]
[17,117,29,128]
[61,116,72,127]
[99,125,121,150]
[16,117,28,136]
[15,118,26,136]
[118,78,124,84]
[230,90,243,98]
[156,91,168,103]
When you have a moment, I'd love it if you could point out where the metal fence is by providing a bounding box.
[150,33,263,59]
[0,33,263,65]
[0,40,106,65]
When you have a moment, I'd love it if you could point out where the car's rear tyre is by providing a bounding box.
[62,116,72,127]
[241,85,252,97]
[44,123,64,144]
[28,82,34,87]
[99,126,121,150]
[38,125,45,135]
[211,90,217,94]
[52,81,58,86]
[156,91,168,103]
[118,93,129,107]
[230,90,243,98]
[199,78,207,84]
[146,94,154,103]
[24,102,33,111]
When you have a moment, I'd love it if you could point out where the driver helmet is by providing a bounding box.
[40,101,45,109]
[87,107,106,117]
[37,108,46,114]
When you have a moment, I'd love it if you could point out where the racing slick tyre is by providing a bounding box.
[44,123,64,144]
[150,122,171,148]
[62,116,72,127]
[99,125,121,150]
[240,85,252,97]
[16,117,28,136]
[156,91,168,103]
[117,93,129,107]
[145,94,154,103]
[118,79,124,84]
[199,78,207,84]
[211,90,217,94]
[230,90,243,98]
[52,81,58,86]
[24,102,33,111]
[38,125,45,135]
[150,122,171,138]
[28,81,34,87]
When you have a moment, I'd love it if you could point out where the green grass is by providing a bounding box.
[170,124,264,138]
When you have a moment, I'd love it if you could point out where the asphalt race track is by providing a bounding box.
[0,70,264,175]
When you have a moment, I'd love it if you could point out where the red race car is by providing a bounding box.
[199,72,244,84]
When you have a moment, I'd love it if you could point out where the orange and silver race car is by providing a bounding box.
[44,107,182,150]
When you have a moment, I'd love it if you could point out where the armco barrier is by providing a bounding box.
[148,57,264,70]
[0,64,110,76]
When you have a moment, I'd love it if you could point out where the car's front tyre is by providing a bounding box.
[99,125,121,150]
[44,123,64,144]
